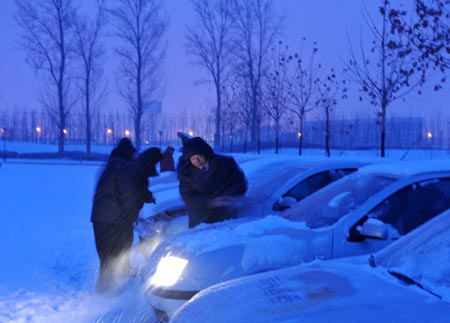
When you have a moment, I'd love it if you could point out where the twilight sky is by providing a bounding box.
[0,0,448,124]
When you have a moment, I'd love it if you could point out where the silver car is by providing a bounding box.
[170,207,450,323]
[142,160,450,319]
[135,156,367,256]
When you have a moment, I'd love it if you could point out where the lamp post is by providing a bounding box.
[158,130,163,148]
[297,131,302,156]
[0,127,6,162]
[106,128,113,145]
[36,126,42,143]
[427,131,434,159]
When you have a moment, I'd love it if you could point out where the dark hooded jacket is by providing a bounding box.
[132,147,162,213]
[91,138,138,224]
[178,137,248,228]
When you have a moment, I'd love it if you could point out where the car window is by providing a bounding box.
[283,168,358,202]
[283,172,396,228]
[367,178,450,235]
[377,215,450,298]
[247,165,307,200]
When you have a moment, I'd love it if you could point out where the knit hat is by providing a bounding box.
[182,137,214,160]
[115,137,136,160]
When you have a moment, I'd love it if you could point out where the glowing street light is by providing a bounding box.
[124,129,131,137]
[297,131,302,139]
[106,128,112,135]
[427,132,433,139]
[63,128,68,135]
[35,126,42,143]
[188,130,194,137]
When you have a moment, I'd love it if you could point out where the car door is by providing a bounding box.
[331,177,450,259]
[272,168,358,211]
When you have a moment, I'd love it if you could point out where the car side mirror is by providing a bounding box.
[272,196,297,211]
[356,219,389,240]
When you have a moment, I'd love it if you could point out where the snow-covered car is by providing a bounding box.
[142,160,450,319]
[170,207,450,323]
[135,156,369,256]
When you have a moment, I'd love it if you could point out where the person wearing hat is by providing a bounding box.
[178,136,248,228]
[160,145,176,172]
[91,138,161,294]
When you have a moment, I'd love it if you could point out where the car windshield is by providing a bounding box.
[283,172,396,228]
[375,215,450,299]
[247,165,306,200]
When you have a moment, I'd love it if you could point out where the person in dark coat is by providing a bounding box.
[90,138,161,294]
[133,147,162,211]
[160,146,175,172]
[178,137,248,228]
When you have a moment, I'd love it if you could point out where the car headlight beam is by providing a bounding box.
[149,255,189,287]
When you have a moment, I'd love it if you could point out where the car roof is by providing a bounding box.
[358,159,450,177]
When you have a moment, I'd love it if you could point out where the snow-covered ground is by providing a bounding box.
[0,142,449,322]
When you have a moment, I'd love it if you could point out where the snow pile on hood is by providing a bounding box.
[241,235,307,271]
[165,215,310,256]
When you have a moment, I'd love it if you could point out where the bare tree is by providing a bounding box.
[316,68,347,157]
[73,0,107,154]
[109,0,168,150]
[264,40,289,154]
[231,0,284,152]
[222,81,247,151]
[344,0,419,157]
[395,0,450,89]
[287,40,320,156]
[15,0,78,155]
[186,0,234,149]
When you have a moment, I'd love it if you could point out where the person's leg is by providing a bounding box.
[111,223,134,279]
[93,222,117,293]
[93,222,135,293]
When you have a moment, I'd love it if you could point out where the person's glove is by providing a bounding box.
[209,196,236,208]
[145,192,156,204]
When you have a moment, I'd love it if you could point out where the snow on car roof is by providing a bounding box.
[357,159,450,177]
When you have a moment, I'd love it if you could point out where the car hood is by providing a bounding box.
[147,216,331,289]
[171,260,450,323]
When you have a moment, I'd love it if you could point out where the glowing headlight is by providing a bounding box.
[149,255,189,287]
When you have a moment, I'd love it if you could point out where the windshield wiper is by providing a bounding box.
[388,270,442,299]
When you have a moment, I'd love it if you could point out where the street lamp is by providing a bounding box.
[158,130,163,148]
[36,126,42,143]
[297,131,302,156]
[0,127,6,162]
[427,131,434,158]
[106,128,113,145]
[124,129,131,137]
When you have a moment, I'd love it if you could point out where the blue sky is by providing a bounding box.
[0,0,448,123]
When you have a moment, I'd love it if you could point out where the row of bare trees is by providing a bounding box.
[14,0,167,155]
[11,0,450,156]
[187,0,450,157]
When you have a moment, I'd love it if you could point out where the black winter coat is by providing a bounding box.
[179,153,248,228]
[91,146,161,225]
[133,147,162,211]
[91,156,138,225]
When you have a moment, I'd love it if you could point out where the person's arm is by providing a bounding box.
[217,157,248,196]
